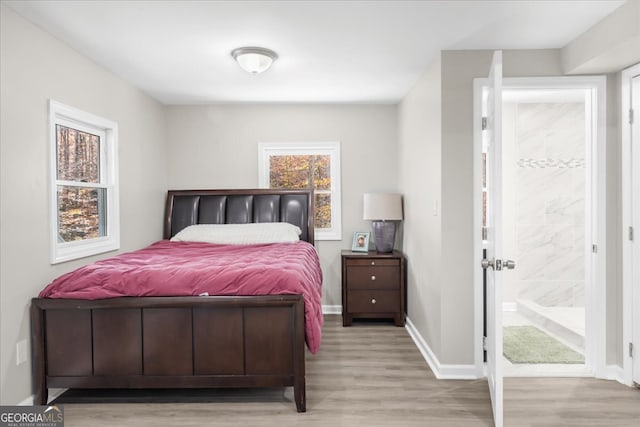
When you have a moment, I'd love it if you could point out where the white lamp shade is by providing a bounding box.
[231,47,277,74]
[363,193,403,220]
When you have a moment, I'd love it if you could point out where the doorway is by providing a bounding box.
[500,88,591,376]
[474,76,607,381]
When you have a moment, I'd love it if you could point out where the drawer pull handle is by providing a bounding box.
[371,298,377,304]
[371,261,376,266]
[371,275,376,281]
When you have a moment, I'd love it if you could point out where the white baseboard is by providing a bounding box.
[602,364,627,385]
[17,388,67,406]
[17,395,33,406]
[405,317,479,379]
[322,305,342,315]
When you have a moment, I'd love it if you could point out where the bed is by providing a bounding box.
[31,189,321,412]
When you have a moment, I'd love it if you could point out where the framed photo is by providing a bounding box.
[351,231,370,252]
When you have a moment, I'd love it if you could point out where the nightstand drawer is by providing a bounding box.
[347,266,400,290]
[347,290,399,313]
[345,258,399,267]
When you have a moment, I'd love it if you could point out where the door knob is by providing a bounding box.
[504,260,516,270]
[481,258,494,270]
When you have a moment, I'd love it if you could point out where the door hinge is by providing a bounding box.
[482,117,488,130]
[630,108,634,125]
[592,244,598,254]
[630,226,635,242]
[483,336,487,351]
[630,342,634,358]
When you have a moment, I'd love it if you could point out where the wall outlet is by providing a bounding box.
[16,339,27,366]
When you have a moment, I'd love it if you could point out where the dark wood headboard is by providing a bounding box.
[163,189,314,244]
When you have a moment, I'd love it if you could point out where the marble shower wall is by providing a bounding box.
[505,102,586,308]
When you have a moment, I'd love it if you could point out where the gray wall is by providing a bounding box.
[165,104,399,306]
[397,57,443,357]
[0,5,168,404]
[561,0,640,74]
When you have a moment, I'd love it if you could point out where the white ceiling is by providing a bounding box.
[5,0,625,105]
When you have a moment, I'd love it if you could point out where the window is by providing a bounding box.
[49,100,119,263]
[259,142,341,240]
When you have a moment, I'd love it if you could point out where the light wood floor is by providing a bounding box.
[56,315,639,426]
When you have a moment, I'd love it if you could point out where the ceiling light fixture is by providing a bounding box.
[231,46,278,74]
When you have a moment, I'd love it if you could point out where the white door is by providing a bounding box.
[632,74,640,385]
[483,50,505,427]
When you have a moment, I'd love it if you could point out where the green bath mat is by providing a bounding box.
[503,325,584,364]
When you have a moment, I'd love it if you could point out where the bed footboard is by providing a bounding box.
[31,295,306,412]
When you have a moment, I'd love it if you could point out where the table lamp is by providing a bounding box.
[363,193,403,253]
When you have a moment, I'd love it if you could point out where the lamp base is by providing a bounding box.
[372,221,396,253]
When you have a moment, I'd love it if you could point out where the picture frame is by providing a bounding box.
[351,231,370,252]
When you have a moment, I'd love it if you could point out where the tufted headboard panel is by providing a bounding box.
[163,189,314,244]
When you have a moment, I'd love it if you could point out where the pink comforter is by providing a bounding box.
[39,240,324,353]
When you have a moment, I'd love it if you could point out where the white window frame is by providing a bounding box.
[258,142,342,241]
[49,100,120,264]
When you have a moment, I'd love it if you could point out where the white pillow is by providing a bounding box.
[170,222,302,245]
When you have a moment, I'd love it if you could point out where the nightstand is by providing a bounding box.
[341,250,405,326]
